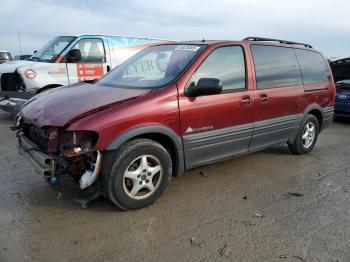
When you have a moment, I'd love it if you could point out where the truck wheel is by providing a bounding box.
[108,138,172,210]
[288,114,319,155]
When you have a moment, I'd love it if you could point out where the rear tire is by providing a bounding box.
[288,114,319,155]
[108,139,172,210]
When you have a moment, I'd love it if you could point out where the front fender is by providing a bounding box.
[106,124,185,176]
[106,124,182,151]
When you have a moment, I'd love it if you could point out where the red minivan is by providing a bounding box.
[14,37,335,210]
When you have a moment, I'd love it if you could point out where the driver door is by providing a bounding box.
[179,45,255,168]
[65,38,109,84]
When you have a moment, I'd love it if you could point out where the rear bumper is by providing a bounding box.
[17,134,55,177]
[334,102,350,117]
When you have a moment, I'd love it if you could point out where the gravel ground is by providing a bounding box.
[0,112,349,262]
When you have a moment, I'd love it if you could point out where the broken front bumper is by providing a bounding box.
[0,97,27,115]
[0,91,35,115]
[17,134,55,178]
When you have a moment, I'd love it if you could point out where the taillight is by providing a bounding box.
[330,83,336,106]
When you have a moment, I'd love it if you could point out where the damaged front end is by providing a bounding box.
[13,116,102,205]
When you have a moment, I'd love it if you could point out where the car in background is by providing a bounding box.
[13,55,32,61]
[0,35,169,94]
[330,57,350,118]
[0,51,12,64]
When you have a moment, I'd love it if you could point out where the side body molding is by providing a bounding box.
[106,124,185,176]
[183,123,253,169]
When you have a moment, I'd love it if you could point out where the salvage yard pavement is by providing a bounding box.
[0,111,349,262]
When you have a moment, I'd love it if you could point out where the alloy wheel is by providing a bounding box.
[302,122,316,149]
[123,155,163,200]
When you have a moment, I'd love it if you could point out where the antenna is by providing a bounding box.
[17,29,22,56]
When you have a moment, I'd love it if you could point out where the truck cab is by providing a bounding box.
[0,35,168,113]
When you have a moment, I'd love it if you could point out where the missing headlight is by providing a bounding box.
[63,131,98,157]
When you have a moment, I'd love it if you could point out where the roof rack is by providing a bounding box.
[242,36,313,48]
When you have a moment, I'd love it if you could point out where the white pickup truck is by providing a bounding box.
[0,34,168,114]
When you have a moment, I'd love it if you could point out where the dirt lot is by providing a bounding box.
[0,112,349,262]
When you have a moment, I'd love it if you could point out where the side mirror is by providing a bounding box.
[67,49,82,63]
[33,50,37,54]
[185,78,222,97]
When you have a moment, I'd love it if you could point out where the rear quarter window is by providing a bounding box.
[294,49,330,84]
[251,45,302,89]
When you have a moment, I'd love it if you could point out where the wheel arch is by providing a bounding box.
[303,104,324,130]
[106,125,185,177]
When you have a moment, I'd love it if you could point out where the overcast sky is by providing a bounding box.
[1,0,349,59]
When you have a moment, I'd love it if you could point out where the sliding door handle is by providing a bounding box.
[240,95,251,105]
[259,94,268,102]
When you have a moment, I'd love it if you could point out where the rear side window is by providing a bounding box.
[194,46,246,91]
[294,49,330,84]
[251,45,302,89]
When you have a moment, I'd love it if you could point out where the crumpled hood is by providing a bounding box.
[0,60,40,74]
[20,83,150,127]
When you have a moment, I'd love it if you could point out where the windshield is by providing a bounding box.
[97,44,206,89]
[30,36,76,62]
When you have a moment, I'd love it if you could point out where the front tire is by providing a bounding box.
[288,114,319,155]
[108,139,172,210]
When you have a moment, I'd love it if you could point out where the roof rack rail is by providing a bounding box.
[242,36,313,48]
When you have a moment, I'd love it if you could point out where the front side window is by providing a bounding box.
[295,49,330,84]
[193,46,246,91]
[31,36,76,62]
[251,45,302,89]
[98,44,206,89]
[70,38,105,63]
